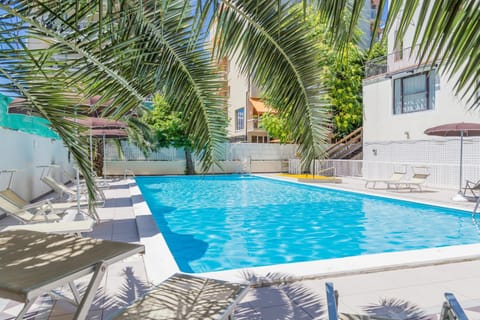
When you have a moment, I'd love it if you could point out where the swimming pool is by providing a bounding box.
[136,175,480,273]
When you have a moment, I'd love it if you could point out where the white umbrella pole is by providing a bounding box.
[459,131,464,193]
[103,134,106,180]
[90,130,93,176]
[74,110,82,219]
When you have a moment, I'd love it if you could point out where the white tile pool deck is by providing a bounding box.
[1,175,480,319]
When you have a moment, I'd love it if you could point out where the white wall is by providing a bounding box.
[105,143,297,175]
[363,74,480,144]
[0,128,73,201]
[226,56,249,138]
[361,3,480,187]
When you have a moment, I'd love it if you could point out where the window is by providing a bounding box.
[235,108,244,130]
[393,71,436,114]
[251,135,268,143]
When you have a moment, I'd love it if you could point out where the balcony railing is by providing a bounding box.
[247,118,262,132]
[365,45,438,79]
[365,55,387,78]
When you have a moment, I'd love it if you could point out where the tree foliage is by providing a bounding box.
[311,0,479,109]
[143,94,191,150]
[305,10,365,139]
[260,112,292,144]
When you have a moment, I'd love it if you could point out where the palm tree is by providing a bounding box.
[0,1,478,219]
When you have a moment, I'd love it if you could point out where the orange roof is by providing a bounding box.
[249,98,276,114]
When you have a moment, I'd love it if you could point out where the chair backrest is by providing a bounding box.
[411,173,430,183]
[0,188,28,208]
[41,175,74,195]
[470,181,480,190]
[440,293,468,320]
[0,189,23,213]
[390,171,406,181]
[325,282,339,320]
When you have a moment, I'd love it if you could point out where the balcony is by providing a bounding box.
[365,45,438,79]
[247,118,265,133]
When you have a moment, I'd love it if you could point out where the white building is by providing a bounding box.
[222,56,271,143]
[362,7,480,188]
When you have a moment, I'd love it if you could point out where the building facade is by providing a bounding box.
[362,6,480,186]
[222,55,272,143]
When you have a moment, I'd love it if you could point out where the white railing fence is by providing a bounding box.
[105,142,298,161]
[289,159,479,190]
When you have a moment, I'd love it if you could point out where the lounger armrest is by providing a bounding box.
[10,207,50,221]
[21,198,56,211]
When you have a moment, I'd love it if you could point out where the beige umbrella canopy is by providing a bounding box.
[424,122,480,137]
[66,116,126,129]
[424,122,480,193]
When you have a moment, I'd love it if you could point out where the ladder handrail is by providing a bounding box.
[314,166,336,177]
[327,137,362,159]
[325,127,363,158]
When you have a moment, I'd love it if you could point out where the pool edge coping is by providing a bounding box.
[129,175,480,286]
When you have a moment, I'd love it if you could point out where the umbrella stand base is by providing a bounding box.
[452,193,469,202]
[74,210,89,221]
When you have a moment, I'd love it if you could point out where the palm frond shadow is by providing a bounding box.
[362,297,430,320]
[236,271,324,319]
[100,266,152,315]
[108,273,248,320]
[50,266,151,318]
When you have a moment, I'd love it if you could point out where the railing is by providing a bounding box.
[365,55,387,78]
[289,159,480,189]
[247,118,262,131]
[288,159,363,177]
[312,166,336,177]
[106,142,298,161]
[365,45,438,78]
[324,127,363,159]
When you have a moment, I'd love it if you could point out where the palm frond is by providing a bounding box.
[211,0,330,165]
[0,0,229,195]
[36,0,228,170]
[311,0,479,109]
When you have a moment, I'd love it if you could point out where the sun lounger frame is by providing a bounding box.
[0,230,144,320]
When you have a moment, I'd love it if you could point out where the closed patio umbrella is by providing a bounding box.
[66,116,127,175]
[83,128,128,179]
[424,122,480,197]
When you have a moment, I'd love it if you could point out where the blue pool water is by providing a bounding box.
[136,175,480,273]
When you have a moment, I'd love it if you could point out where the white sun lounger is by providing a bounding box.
[0,189,62,223]
[41,175,106,206]
[364,171,406,189]
[0,187,85,213]
[387,172,430,191]
[41,175,83,201]
[112,273,249,320]
[0,230,144,320]
[3,219,95,236]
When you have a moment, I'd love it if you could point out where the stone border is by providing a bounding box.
[128,179,179,285]
[128,175,480,286]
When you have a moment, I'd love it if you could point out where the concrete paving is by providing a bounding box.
[0,176,479,319]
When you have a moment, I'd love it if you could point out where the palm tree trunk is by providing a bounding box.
[94,139,103,177]
[185,148,195,175]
